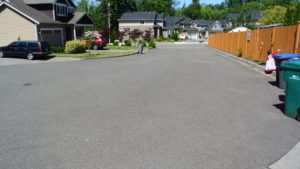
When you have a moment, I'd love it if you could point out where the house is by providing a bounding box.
[117,11,230,40]
[0,0,94,47]
[209,20,228,32]
[227,10,262,27]
[162,16,185,38]
[186,19,229,39]
[118,12,164,39]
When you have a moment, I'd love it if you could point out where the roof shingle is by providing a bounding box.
[118,12,157,21]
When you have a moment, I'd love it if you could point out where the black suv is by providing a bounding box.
[0,41,51,60]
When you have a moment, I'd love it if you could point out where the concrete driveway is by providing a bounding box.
[0,44,300,169]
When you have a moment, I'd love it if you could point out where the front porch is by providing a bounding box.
[69,12,94,40]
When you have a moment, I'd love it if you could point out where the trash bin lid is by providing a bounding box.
[274,53,300,60]
[282,60,300,70]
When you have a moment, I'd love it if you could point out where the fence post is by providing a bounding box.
[294,23,300,53]
[272,27,276,53]
[238,32,241,56]
[254,29,260,61]
[245,31,249,59]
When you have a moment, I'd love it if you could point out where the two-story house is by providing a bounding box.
[118,12,165,40]
[0,0,94,47]
[162,16,185,38]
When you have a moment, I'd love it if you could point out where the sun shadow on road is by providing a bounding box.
[37,55,56,60]
[268,81,277,87]
[273,95,285,114]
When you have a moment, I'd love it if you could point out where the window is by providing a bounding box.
[68,7,75,14]
[55,4,66,16]
[9,42,18,47]
[140,21,144,24]
[18,42,27,47]
[41,30,52,34]
[28,43,38,48]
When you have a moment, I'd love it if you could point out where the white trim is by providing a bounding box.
[35,24,38,40]
[0,2,40,24]
[73,27,76,40]
[56,0,71,7]
[52,3,56,20]
[40,28,64,46]
[55,3,67,17]
[72,14,94,26]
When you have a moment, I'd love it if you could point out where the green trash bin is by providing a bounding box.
[282,60,300,120]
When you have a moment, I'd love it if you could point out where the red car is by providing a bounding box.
[85,36,106,50]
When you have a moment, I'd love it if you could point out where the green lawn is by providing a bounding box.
[105,45,152,51]
[104,46,137,50]
[51,51,136,59]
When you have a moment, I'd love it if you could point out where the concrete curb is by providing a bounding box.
[85,48,155,60]
[268,141,300,169]
[85,52,138,60]
[208,47,275,79]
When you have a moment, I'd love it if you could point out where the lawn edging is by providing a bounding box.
[84,51,138,60]
[208,46,275,79]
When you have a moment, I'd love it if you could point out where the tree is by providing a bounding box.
[136,0,176,16]
[142,29,152,42]
[201,7,215,19]
[129,29,143,41]
[77,0,90,12]
[183,0,201,19]
[284,3,300,25]
[259,6,286,25]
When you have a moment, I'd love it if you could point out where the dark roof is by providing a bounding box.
[179,18,192,24]
[227,10,261,20]
[118,12,157,21]
[250,10,261,20]
[23,0,56,4]
[219,20,228,26]
[23,0,76,7]
[0,0,92,25]
[68,12,94,25]
[163,16,185,29]
[156,13,164,20]
[191,19,215,26]
[1,0,60,24]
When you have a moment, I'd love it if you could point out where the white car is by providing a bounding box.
[179,34,187,40]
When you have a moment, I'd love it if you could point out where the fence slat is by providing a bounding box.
[208,23,300,62]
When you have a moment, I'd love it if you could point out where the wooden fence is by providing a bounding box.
[208,24,300,62]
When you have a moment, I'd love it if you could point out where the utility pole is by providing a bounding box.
[107,0,111,44]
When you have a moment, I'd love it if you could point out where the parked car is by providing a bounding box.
[0,41,51,60]
[84,36,106,50]
[179,34,187,40]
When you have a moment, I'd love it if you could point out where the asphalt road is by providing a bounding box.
[1,44,300,169]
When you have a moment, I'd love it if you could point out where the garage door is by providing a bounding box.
[41,29,63,47]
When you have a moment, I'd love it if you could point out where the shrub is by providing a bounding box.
[113,40,120,46]
[138,40,147,47]
[65,40,86,54]
[148,39,156,48]
[117,31,126,42]
[129,29,143,41]
[171,31,179,41]
[51,47,65,53]
[124,39,132,46]
[143,29,151,42]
